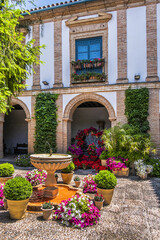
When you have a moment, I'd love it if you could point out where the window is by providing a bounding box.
[76,37,102,61]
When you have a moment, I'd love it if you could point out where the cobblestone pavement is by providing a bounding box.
[0,157,160,240]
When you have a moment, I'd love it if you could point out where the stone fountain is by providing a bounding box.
[30,153,72,198]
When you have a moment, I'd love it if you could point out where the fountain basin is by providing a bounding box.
[30,154,72,198]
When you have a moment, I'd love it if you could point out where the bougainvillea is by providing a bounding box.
[0,184,4,207]
[25,169,47,186]
[54,193,100,228]
[82,174,97,193]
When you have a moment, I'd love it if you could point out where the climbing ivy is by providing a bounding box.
[125,88,149,134]
[34,93,58,154]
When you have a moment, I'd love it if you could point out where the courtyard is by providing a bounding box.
[0,157,159,240]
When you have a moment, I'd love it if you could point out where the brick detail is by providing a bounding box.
[146,4,159,82]
[116,91,127,124]
[56,95,63,153]
[117,10,128,83]
[53,21,63,88]
[148,89,160,147]
[32,24,41,90]
[29,95,36,153]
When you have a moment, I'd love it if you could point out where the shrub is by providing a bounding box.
[25,169,47,186]
[94,170,117,189]
[4,177,32,200]
[15,154,32,167]
[94,193,104,202]
[144,158,160,178]
[0,163,14,177]
[54,193,100,228]
[74,176,80,181]
[61,162,75,173]
[99,150,108,160]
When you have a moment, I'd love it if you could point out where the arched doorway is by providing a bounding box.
[63,93,117,152]
[71,101,111,143]
[3,104,28,155]
[0,98,31,158]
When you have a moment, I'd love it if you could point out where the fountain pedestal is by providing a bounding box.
[30,154,72,199]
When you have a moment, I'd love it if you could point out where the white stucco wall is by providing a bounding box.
[18,96,31,116]
[157,4,160,79]
[63,94,79,113]
[72,107,111,138]
[62,20,70,87]
[127,6,147,82]
[3,110,28,154]
[108,11,117,84]
[25,26,33,90]
[40,22,54,89]
[96,92,117,115]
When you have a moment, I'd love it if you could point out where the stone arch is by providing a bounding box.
[0,98,31,158]
[62,93,116,152]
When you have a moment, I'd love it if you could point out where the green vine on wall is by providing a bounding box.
[125,88,149,134]
[34,93,58,154]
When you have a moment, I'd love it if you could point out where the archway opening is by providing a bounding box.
[3,104,28,155]
[71,101,111,143]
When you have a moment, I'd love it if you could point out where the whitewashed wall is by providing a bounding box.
[96,92,117,115]
[40,22,54,89]
[108,11,117,84]
[63,94,79,113]
[25,26,33,90]
[71,107,110,138]
[18,96,31,116]
[157,4,160,79]
[62,20,70,87]
[127,6,147,82]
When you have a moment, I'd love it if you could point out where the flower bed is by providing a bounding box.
[82,175,97,193]
[0,184,4,207]
[25,169,47,186]
[54,193,100,228]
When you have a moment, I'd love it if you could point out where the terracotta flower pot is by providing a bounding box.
[41,207,54,220]
[74,181,81,188]
[0,175,13,184]
[97,188,114,205]
[7,198,29,219]
[139,173,148,180]
[61,172,73,184]
[112,168,129,177]
[101,159,107,167]
[94,200,104,210]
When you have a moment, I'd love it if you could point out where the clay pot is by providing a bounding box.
[0,176,13,184]
[61,172,73,184]
[139,173,148,180]
[94,200,104,210]
[101,159,107,167]
[97,188,114,205]
[7,198,29,219]
[41,207,54,220]
[74,181,81,188]
[112,168,129,177]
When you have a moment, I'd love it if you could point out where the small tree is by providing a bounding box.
[0,0,44,113]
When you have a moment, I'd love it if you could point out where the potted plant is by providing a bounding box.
[0,163,14,184]
[106,157,129,177]
[94,170,117,205]
[61,162,75,184]
[4,176,32,219]
[55,173,58,182]
[99,151,108,166]
[134,159,153,180]
[74,176,81,188]
[41,201,54,220]
[94,193,104,210]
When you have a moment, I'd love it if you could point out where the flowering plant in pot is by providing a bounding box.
[94,193,104,210]
[106,157,129,177]
[94,170,117,205]
[54,193,100,228]
[134,159,153,180]
[82,174,97,193]
[99,151,108,166]
[0,163,14,183]
[74,176,81,188]
[61,162,75,184]
[25,169,47,186]
[4,177,32,219]
[41,201,54,220]
[0,183,4,207]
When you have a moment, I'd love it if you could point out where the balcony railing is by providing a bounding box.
[71,58,106,84]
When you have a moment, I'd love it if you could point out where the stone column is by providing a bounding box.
[25,118,31,154]
[32,23,41,90]
[0,114,4,158]
[146,4,159,81]
[56,95,63,153]
[53,21,63,88]
[117,9,128,83]
[109,117,117,127]
[30,95,36,153]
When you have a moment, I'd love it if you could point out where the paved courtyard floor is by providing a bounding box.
[0,157,160,240]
